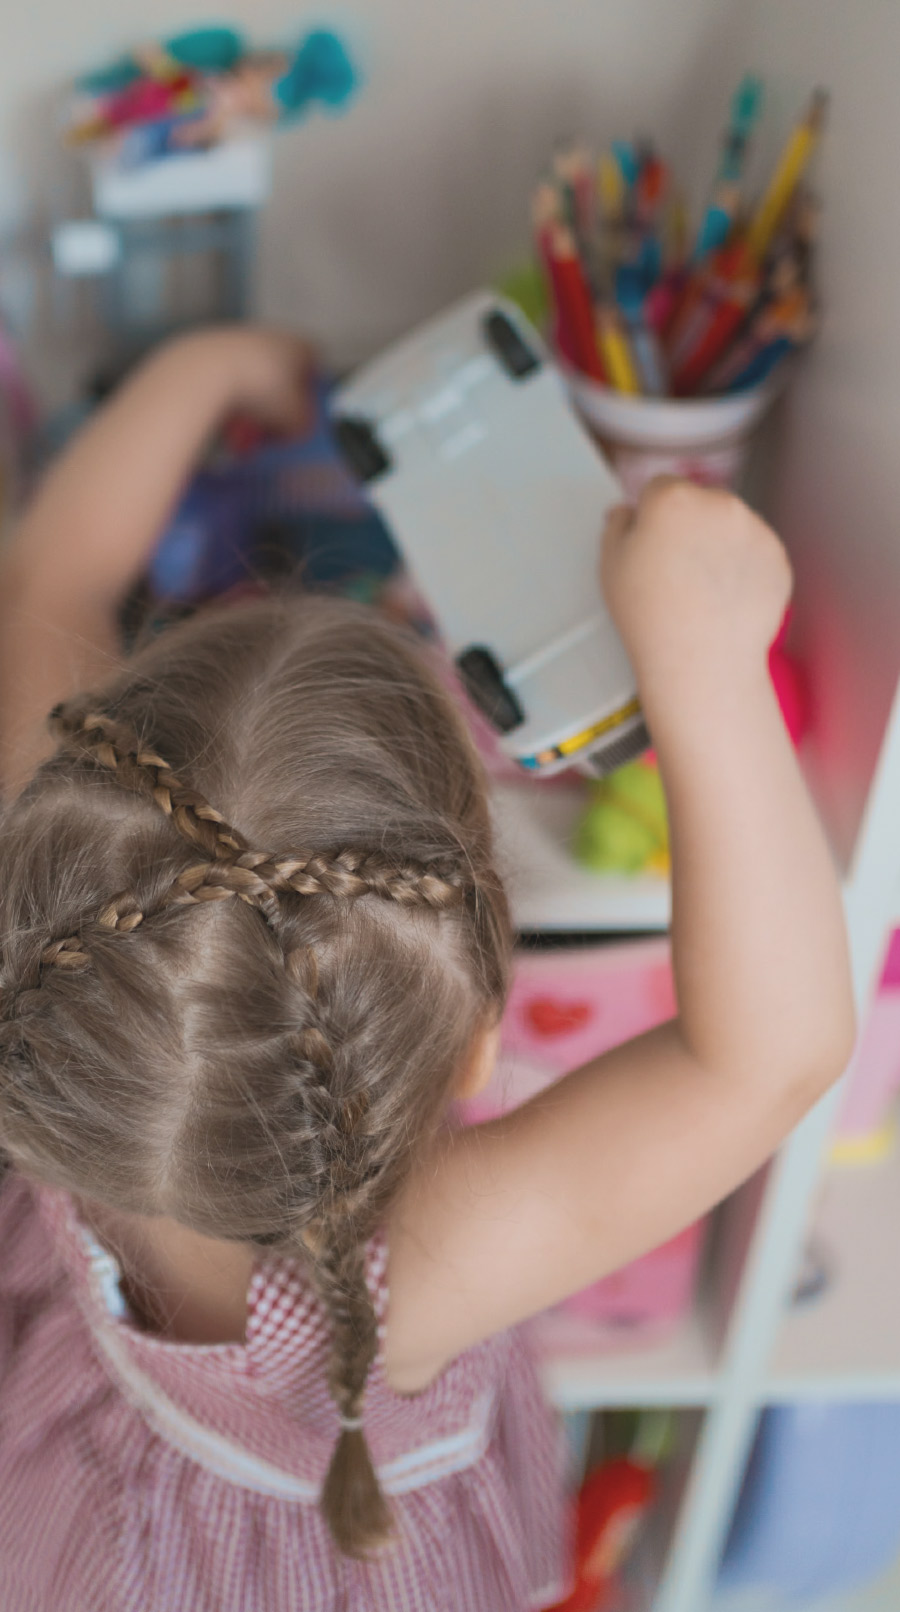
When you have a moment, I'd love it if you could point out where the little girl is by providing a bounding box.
[0,327,853,1612]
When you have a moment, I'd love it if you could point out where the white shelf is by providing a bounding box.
[90,130,272,219]
[532,1303,717,1411]
[768,1148,900,1400]
[491,780,671,933]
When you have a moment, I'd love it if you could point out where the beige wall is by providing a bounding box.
[675,1,900,865]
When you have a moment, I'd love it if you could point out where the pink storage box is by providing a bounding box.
[837,929,900,1147]
[462,940,707,1343]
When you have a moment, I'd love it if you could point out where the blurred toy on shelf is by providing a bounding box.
[531,77,824,404]
[768,606,810,747]
[572,756,669,877]
[719,1402,900,1602]
[130,375,400,636]
[551,1221,705,1341]
[545,1412,672,1611]
[53,27,359,353]
[66,26,358,161]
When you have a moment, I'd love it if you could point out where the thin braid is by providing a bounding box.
[170,849,466,910]
[49,702,466,909]
[249,942,393,1554]
[37,849,468,977]
[36,703,469,976]
[315,1219,393,1556]
[48,702,248,860]
[280,947,386,1210]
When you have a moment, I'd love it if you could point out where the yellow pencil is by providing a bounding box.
[597,307,641,394]
[747,89,828,262]
[597,151,625,224]
[664,190,690,270]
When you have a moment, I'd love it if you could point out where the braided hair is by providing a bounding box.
[0,595,511,1557]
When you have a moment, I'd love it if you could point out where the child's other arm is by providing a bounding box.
[0,327,312,794]
[387,481,855,1390]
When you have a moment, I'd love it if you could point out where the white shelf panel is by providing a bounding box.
[491,780,671,933]
[769,1149,900,1399]
[532,1304,718,1411]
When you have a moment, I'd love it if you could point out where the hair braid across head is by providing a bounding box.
[169,848,467,911]
[49,701,248,859]
[29,702,472,986]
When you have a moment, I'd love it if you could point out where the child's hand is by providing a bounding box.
[163,325,317,436]
[601,479,792,697]
[209,326,317,435]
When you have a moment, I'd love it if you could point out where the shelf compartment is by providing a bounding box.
[533,1303,719,1411]
[769,1148,900,1399]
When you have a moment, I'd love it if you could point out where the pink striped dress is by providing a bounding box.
[0,1172,568,1611]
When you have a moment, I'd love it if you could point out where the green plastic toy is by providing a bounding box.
[573,757,670,876]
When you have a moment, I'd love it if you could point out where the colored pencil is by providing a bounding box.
[529,81,822,398]
[746,89,828,263]
[694,74,763,260]
[671,285,756,395]
[548,225,607,382]
[596,305,640,394]
[617,263,667,395]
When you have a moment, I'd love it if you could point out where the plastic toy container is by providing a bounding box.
[90,131,273,219]
[463,940,708,1342]
[565,371,779,498]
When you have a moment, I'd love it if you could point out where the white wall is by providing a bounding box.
[677,1,900,871]
[0,0,721,387]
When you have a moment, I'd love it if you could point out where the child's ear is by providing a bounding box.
[455,1022,501,1101]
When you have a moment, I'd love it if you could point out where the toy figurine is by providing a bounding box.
[68,27,357,157]
[573,757,670,877]
[546,1456,656,1610]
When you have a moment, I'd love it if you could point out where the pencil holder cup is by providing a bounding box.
[565,372,779,499]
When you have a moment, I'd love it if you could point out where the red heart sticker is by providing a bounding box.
[525,997,594,1038]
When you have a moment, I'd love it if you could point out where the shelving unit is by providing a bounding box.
[496,672,900,1608]
[770,1148,900,1401]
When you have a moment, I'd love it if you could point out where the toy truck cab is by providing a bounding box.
[333,291,649,777]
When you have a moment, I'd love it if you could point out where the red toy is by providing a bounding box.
[546,1457,656,1611]
[769,606,810,746]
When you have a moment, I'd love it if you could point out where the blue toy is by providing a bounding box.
[149,378,398,605]
[719,1402,900,1601]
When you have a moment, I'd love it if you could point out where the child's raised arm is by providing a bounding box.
[386,480,856,1392]
[0,327,313,794]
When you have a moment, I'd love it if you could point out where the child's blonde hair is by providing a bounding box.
[0,595,511,1556]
